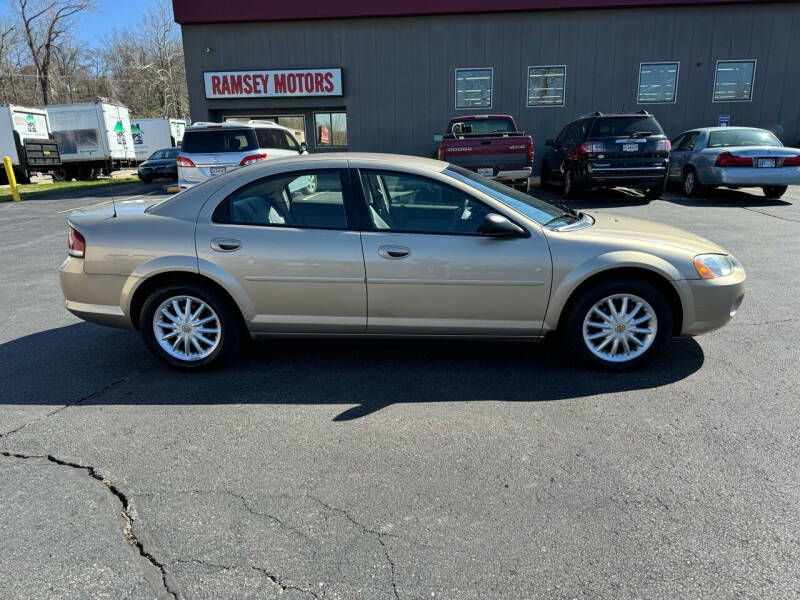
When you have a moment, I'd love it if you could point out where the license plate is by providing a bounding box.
[477,168,494,177]
[757,158,776,168]
[210,166,227,176]
[622,143,639,152]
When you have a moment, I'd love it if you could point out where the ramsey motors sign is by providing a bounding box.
[204,69,342,98]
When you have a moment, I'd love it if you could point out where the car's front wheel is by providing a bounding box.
[140,282,242,369]
[763,185,787,199]
[564,279,672,370]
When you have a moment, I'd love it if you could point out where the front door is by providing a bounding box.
[195,167,366,333]
[668,131,699,180]
[357,169,552,335]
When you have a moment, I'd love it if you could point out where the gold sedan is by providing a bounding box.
[59,153,745,370]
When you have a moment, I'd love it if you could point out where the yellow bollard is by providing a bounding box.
[3,156,21,202]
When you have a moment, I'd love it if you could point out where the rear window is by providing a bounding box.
[182,129,258,154]
[589,117,664,137]
[707,129,782,148]
[449,118,516,135]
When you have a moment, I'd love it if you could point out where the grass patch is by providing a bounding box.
[0,177,141,202]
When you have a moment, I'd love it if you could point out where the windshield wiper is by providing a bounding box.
[630,131,653,137]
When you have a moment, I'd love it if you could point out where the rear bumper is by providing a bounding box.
[698,165,800,187]
[59,257,134,329]
[675,269,746,336]
[494,168,532,182]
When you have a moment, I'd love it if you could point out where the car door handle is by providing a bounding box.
[211,238,241,252]
[378,245,411,259]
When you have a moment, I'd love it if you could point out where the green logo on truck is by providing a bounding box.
[114,120,127,146]
[25,113,37,133]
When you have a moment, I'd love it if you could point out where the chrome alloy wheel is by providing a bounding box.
[582,294,658,363]
[153,295,221,361]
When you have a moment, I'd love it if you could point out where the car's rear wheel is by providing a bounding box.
[564,279,672,370]
[644,179,666,200]
[139,175,152,184]
[683,167,705,198]
[763,185,787,199]
[140,282,242,370]
[562,167,582,199]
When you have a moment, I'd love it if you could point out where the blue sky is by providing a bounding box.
[2,0,169,46]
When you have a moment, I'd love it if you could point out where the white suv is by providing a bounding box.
[177,121,307,189]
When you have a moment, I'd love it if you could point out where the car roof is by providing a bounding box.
[186,120,291,133]
[684,126,767,133]
[244,152,448,171]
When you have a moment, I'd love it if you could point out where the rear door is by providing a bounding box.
[355,167,552,335]
[195,161,367,333]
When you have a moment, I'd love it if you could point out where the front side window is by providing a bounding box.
[360,170,494,235]
[675,131,700,152]
[713,60,756,102]
[527,65,566,107]
[707,128,781,148]
[314,112,348,147]
[638,62,679,104]
[455,68,493,109]
[213,170,348,229]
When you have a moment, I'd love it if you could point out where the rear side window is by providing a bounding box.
[182,129,258,153]
[213,170,348,229]
[589,117,664,137]
[707,129,781,148]
[255,129,299,151]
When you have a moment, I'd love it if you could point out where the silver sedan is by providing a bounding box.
[668,127,800,198]
[59,153,745,371]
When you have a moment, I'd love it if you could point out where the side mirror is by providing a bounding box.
[299,142,308,154]
[545,138,555,146]
[477,213,526,237]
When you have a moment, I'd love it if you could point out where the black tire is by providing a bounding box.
[644,179,666,200]
[139,175,152,184]
[563,278,673,371]
[682,167,705,198]
[540,162,554,191]
[763,185,787,199]
[562,166,582,199]
[77,166,98,181]
[140,281,242,370]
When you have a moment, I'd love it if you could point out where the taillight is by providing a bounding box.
[580,141,604,154]
[782,155,800,166]
[239,153,268,166]
[176,156,196,168]
[68,226,85,258]
[715,152,752,167]
[527,140,534,164]
[656,140,671,152]
[437,147,445,161]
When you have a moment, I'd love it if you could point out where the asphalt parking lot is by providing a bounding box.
[1,180,799,599]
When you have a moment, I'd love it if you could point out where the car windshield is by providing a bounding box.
[445,165,563,225]
[707,129,782,148]
[589,116,664,137]
[449,118,516,135]
[181,129,259,153]
[165,147,181,158]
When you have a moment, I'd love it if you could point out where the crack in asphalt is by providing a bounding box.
[174,558,322,599]
[741,206,800,223]
[731,318,800,326]
[0,451,177,600]
[0,364,160,438]
[306,495,401,600]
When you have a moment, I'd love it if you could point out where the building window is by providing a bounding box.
[527,65,566,107]
[713,60,756,102]
[637,62,679,104]
[314,112,348,147]
[455,68,493,109]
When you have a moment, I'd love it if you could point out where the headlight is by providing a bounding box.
[693,254,739,279]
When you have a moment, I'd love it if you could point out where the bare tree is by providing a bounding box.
[0,24,22,104]
[14,0,92,105]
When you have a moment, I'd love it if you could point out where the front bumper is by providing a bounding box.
[698,165,800,187]
[676,268,746,335]
[59,257,134,329]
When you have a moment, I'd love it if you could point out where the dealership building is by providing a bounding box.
[174,0,800,172]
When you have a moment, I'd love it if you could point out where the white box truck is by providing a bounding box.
[131,118,186,161]
[46,100,137,180]
[0,105,62,184]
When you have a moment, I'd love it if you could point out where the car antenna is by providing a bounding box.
[106,157,117,217]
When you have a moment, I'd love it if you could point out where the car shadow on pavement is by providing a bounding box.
[0,322,705,422]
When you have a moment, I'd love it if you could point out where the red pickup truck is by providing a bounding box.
[436,114,534,192]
